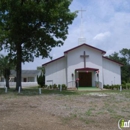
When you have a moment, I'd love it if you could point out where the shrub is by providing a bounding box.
[106,84,110,89]
[127,85,130,89]
[53,84,58,89]
[110,85,114,90]
[122,85,126,90]
[62,84,67,90]
[49,85,52,89]
[45,85,48,88]
[103,85,107,89]
[115,85,120,90]
[122,81,126,85]
[58,84,60,90]
[37,73,45,88]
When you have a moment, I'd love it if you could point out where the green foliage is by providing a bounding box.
[62,84,67,90]
[122,81,126,85]
[49,85,52,89]
[37,73,45,88]
[45,84,67,90]
[53,84,58,89]
[104,84,121,90]
[0,54,15,88]
[127,85,130,89]
[58,84,61,89]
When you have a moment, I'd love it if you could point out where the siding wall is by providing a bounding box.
[103,58,121,85]
[45,57,66,85]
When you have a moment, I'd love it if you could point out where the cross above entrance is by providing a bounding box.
[80,51,89,68]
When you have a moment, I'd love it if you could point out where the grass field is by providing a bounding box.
[0,87,130,130]
[78,87,102,91]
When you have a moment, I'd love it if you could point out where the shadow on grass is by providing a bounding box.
[1,87,130,97]
[0,87,80,96]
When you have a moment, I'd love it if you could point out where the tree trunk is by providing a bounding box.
[5,76,10,89]
[4,69,10,89]
[16,43,22,91]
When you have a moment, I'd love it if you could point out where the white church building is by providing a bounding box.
[42,43,123,88]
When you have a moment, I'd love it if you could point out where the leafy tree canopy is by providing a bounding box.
[0,0,77,89]
[0,0,77,62]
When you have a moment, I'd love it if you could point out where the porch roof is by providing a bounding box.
[75,67,99,71]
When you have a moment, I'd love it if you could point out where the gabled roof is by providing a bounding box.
[42,56,65,66]
[103,56,123,66]
[42,43,106,66]
[64,43,106,54]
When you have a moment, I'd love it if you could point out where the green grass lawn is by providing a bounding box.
[0,87,80,96]
[1,86,130,97]
[78,87,101,91]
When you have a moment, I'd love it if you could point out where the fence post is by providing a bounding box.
[39,88,41,94]
[120,86,122,92]
[18,86,21,93]
[60,85,62,92]
[5,87,7,93]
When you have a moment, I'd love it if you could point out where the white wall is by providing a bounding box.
[0,82,38,88]
[66,45,103,88]
[45,57,66,85]
[103,58,121,85]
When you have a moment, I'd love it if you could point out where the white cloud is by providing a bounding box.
[93,32,111,41]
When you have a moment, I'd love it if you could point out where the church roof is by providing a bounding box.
[42,43,123,66]
[64,43,106,54]
[42,56,65,66]
[42,43,106,66]
[103,56,123,66]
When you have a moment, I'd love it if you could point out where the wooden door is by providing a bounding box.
[79,72,92,87]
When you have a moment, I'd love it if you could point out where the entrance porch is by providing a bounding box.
[75,67,99,87]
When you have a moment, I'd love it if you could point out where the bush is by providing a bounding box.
[127,85,130,89]
[110,85,114,90]
[37,73,45,88]
[103,85,107,89]
[49,85,52,89]
[122,81,126,85]
[53,84,58,89]
[62,84,67,90]
[122,84,126,89]
[58,84,60,90]
[45,85,48,88]
[115,85,120,90]
[106,84,110,89]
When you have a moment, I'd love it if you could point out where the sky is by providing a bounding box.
[2,0,130,69]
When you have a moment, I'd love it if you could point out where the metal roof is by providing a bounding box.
[10,70,41,76]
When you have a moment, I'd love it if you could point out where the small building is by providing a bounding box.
[10,70,41,82]
[0,70,41,87]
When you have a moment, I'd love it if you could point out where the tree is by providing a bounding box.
[0,54,14,89]
[37,72,45,88]
[0,0,77,90]
[120,48,130,82]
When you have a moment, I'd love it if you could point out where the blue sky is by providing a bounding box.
[2,0,130,69]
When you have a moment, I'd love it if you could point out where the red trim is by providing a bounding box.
[103,56,123,66]
[75,67,99,71]
[42,56,65,66]
[64,43,106,54]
